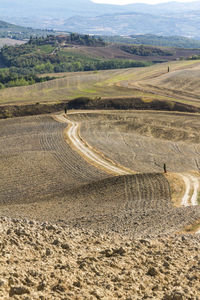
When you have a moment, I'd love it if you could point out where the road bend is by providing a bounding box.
[54,114,133,176]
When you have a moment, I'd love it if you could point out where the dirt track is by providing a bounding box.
[1,111,200,235]
[180,173,200,206]
[65,112,199,232]
[55,114,133,175]
[1,110,200,299]
[58,111,200,210]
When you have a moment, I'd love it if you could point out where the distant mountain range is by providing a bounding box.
[0,0,200,38]
[64,11,200,37]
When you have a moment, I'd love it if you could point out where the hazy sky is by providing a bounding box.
[92,0,195,4]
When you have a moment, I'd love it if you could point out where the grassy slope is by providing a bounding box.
[0,60,200,106]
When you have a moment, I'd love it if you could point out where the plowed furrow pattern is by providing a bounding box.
[124,173,171,213]
[39,116,106,182]
[0,115,107,205]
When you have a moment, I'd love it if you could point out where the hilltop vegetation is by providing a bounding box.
[29,33,106,47]
[0,70,54,89]
[0,34,150,76]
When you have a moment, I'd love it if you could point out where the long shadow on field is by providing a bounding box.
[1,173,200,238]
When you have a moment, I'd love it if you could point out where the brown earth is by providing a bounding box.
[0,217,199,300]
[0,218,200,300]
[0,38,25,48]
[1,111,200,233]
[75,111,200,173]
[1,111,200,299]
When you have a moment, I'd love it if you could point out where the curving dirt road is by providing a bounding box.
[179,173,200,234]
[55,114,200,207]
[55,114,133,175]
[54,113,200,233]
[180,173,200,207]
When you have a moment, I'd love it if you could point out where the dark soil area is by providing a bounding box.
[67,97,200,113]
[1,97,200,119]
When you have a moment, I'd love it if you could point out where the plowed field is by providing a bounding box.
[1,110,200,236]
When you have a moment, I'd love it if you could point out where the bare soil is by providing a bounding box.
[1,111,200,235]
[0,217,199,300]
[1,111,200,299]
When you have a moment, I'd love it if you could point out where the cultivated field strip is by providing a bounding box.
[1,172,185,238]
[67,111,200,223]
[1,112,200,237]
[39,116,106,182]
[0,115,107,205]
[55,114,133,175]
[72,111,200,173]
[124,173,171,212]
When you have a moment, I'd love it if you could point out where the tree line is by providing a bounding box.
[120,45,173,57]
[0,70,54,89]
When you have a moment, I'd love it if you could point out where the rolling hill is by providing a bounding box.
[0,109,199,299]
[0,0,200,38]
[1,34,200,91]
[64,11,200,37]
[102,34,200,49]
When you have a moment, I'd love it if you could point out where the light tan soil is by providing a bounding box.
[1,111,200,236]
[164,173,185,207]
[73,111,200,173]
[0,217,199,300]
[1,111,200,298]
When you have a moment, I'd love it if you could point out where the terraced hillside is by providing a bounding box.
[0,111,200,237]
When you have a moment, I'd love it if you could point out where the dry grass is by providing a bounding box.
[164,173,185,207]
[0,60,200,106]
[131,60,200,106]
